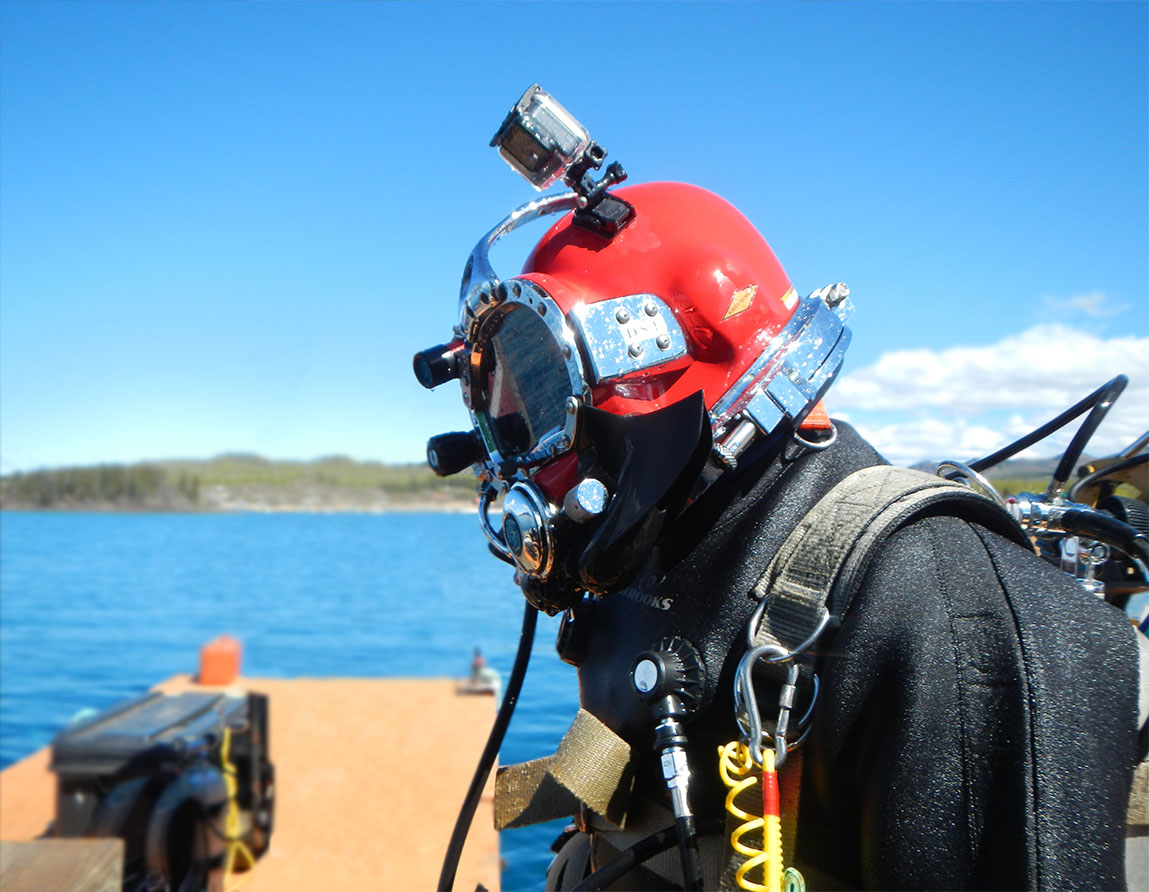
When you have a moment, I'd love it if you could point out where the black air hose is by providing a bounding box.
[1098,494,1149,537]
[1057,509,1149,567]
[1051,376,1128,489]
[437,602,537,892]
[971,375,1128,473]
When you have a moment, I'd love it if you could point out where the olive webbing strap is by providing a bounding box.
[751,466,1032,655]
[779,748,802,879]
[494,708,634,831]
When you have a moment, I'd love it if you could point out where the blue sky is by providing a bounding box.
[2,1,1146,472]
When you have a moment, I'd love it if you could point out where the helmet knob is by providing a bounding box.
[413,341,464,390]
[631,637,706,719]
[563,478,609,523]
[426,431,482,477]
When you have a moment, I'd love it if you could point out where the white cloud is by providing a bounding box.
[1041,291,1129,318]
[832,323,1149,466]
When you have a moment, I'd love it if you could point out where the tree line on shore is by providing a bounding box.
[0,454,476,510]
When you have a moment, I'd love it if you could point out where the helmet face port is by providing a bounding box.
[465,280,585,476]
[477,304,573,461]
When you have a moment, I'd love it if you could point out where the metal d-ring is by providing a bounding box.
[935,459,1007,507]
[734,638,824,769]
[792,421,838,452]
[745,597,831,656]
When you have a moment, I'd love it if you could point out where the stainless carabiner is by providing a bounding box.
[734,643,795,768]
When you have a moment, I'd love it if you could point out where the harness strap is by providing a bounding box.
[494,708,634,830]
[742,466,1030,881]
[751,466,1032,654]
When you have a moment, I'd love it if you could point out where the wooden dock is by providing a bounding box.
[0,675,501,891]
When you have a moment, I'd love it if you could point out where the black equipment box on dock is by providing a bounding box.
[53,692,248,784]
[51,690,273,891]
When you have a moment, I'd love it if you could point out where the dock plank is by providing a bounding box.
[0,839,123,892]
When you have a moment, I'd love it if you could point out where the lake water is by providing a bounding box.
[0,510,580,891]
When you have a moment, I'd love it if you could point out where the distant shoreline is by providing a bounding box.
[0,455,481,514]
[0,499,479,515]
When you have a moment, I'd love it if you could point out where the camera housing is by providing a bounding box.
[491,84,592,190]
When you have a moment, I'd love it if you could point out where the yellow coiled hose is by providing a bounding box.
[718,740,784,892]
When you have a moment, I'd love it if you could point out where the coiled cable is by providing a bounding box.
[719,741,769,891]
[718,740,785,892]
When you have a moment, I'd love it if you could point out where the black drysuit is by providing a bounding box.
[556,423,1140,890]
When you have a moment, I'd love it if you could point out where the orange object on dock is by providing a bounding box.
[198,635,242,685]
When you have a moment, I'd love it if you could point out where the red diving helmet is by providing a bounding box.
[414,89,852,613]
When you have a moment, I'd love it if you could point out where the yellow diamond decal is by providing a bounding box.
[723,284,757,320]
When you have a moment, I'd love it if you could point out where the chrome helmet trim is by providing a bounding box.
[459,192,580,341]
[710,291,853,439]
[502,483,558,577]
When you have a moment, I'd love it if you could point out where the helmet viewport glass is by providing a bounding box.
[480,306,572,459]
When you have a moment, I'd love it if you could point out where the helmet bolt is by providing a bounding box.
[824,283,849,307]
[644,303,659,317]
[615,308,631,324]
[656,334,671,351]
[628,343,644,358]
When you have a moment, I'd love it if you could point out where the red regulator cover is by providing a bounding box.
[519,182,798,418]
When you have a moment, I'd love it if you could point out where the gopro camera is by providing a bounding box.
[491,84,593,190]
